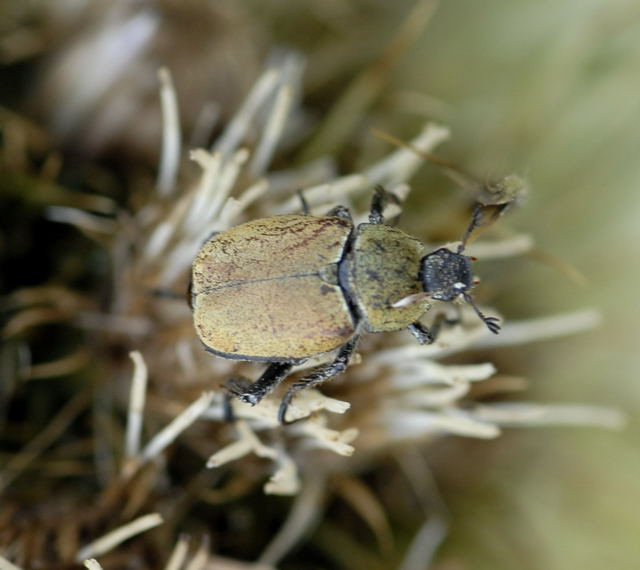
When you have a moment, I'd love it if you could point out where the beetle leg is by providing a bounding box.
[407,321,435,345]
[278,337,359,424]
[226,362,294,406]
[369,185,400,224]
[408,312,461,345]
[296,189,310,215]
[222,392,236,422]
[296,190,352,219]
[325,204,352,221]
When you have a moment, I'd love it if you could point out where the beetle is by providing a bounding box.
[191,186,500,423]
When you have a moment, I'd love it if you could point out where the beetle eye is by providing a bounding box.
[420,248,473,301]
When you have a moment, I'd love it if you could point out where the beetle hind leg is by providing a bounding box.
[278,337,359,424]
[226,362,293,407]
[222,391,237,422]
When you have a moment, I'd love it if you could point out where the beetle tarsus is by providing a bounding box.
[279,337,358,424]
[483,316,501,334]
[407,321,434,345]
[226,362,293,407]
[225,376,253,400]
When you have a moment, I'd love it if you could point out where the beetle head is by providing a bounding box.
[420,248,473,302]
[419,205,501,334]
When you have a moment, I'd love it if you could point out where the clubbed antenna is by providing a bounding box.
[449,203,501,334]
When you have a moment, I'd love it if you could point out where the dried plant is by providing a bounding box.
[0,3,626,569]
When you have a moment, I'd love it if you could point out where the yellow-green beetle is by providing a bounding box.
[191,186,499,423]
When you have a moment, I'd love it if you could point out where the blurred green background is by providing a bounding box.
[396,1,640,568]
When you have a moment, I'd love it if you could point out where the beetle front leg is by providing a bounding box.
[226,362,293,407]
[278,337,359,424]
[408,313,460,345]
[407,321,435,344]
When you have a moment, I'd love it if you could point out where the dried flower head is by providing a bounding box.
[0,51,623,570]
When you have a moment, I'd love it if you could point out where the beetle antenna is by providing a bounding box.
[463,293,501,334]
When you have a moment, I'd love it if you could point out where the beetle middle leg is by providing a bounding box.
[325,204,352,221]
[369,185,400,224]
[226,361,294,407]
[297,189,352,220]
[278,336,359,424]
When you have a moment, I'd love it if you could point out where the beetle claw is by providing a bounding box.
[225,377,255,402]
[225,362,294,411]
[484,316,501,334]
[240,393,260,405]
